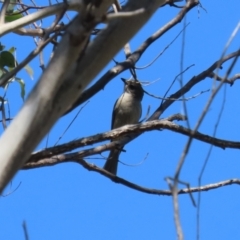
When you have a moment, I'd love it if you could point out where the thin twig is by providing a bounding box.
[22,221,29,240]
[135,22,190,69]
[0,33,59,87]
[54,101,89,146]
[144,89,209,101]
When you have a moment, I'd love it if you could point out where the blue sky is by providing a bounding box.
[1,1,240,240]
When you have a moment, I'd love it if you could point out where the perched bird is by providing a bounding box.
[103,79,144,175]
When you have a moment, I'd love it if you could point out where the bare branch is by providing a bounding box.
[0,0,173,193]
[27,119,240,166]
[63,0,199,115]
[0,33,58,87]
[0,1,83,36]
[209,72,240,85]
[150,49,240,120]
[22,221,29,240]
[22,158,240,196]
[0,3,98,192]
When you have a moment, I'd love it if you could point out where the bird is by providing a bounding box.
[103,79,144,175]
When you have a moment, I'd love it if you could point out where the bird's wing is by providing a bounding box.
[111,97,119,130]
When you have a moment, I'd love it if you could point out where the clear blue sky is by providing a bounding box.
[1,1,240,240]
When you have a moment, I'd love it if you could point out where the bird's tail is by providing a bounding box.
[103,149,121,175]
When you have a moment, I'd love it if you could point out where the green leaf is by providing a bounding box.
[24,64,34,80]
[5,10,22,22]
[0,51,15,68]
[8,47,16,54]
[15,77,25,101]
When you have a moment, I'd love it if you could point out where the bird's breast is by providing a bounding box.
[113,92,142,129]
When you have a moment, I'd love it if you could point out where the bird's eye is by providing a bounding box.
[129,85,135,90]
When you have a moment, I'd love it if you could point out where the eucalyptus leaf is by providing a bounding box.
[8,47,16,54]
[0,51,15,68]
[24,64,34,80]
[15,77,25,101]
[5,10,22,22]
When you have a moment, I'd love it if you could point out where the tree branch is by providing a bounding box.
[27,118,240,166]
[23,157,240,196]
[0,0,172,193]
[63,0,199,115]
[0,1,83,36]
[150,49,240,120]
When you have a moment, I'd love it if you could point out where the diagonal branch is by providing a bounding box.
[150,49,240,120]
[0,1,83,36]
[28,118,240,165]
[63,0,199,115]
[23,156,240,196]
[0,0,111,193]
[0,0,174,194]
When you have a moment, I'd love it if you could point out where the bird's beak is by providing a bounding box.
[121,78,127,84]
